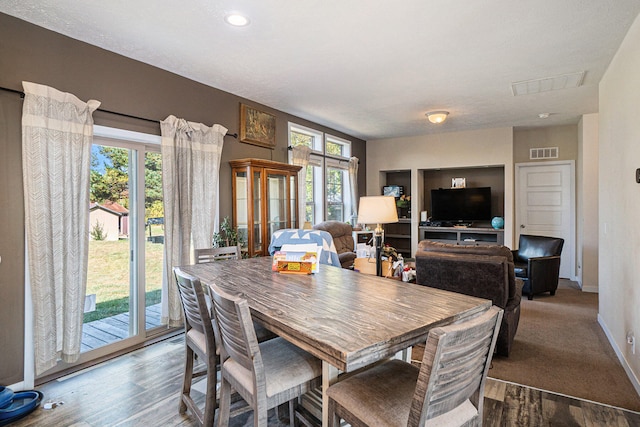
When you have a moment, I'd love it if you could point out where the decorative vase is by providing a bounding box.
[491,216,504,229]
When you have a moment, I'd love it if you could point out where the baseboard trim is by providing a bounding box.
[582,284,599,293]
[598,314,640,397]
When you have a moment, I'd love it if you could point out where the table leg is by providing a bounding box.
[322,361,339,427]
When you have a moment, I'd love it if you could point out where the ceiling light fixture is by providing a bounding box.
[225,13,250,27]
[426,111,449,124]
[538,113,550,119]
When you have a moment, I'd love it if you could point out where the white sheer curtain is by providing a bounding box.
[348,156,359,224]
[21,81,100,374]
[160,115,226,326]
[290,145,312,226]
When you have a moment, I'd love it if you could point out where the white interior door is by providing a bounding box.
[516,161,575,279]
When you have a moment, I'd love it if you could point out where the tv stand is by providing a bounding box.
[419,226,504,246]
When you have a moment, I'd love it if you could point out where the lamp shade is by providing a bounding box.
[357,196,399,225]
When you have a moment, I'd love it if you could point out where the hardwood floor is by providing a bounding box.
[10,336,640,427]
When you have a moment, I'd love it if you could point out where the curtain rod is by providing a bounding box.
[0,85,238,139]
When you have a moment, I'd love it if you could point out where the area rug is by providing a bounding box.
[488,280,640,412]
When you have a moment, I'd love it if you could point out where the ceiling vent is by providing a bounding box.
[530,147,558,160]
[511,71,585,96]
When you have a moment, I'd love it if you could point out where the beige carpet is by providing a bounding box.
[488,280,640,412]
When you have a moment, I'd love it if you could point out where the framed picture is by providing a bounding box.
[452,177,466,188]
[239,103,276,149]
[382,185,403,198]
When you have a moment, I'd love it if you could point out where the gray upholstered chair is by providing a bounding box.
[209,283,322,427]
[312,221,356,268]
[326,306,503,427]
[173,267,218,427]
[194,245,241,263]
[512,234,564,300]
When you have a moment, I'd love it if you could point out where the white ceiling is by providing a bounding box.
[2,0,639,140]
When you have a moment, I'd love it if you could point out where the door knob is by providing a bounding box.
[520,224,526,228]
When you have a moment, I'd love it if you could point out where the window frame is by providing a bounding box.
[288,122,352,224]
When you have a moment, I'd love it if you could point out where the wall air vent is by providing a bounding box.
[530,147,558,160]
[511,71,585,96]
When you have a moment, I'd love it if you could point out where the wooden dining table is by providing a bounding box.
[179,256,491,426]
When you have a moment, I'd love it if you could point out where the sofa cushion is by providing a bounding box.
[418,240,514,262]
[415,252,509,307]
[417,241,516,298]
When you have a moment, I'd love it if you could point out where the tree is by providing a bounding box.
[90,147,164,219]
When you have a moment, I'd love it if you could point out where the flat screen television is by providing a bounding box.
[430,187,492,224]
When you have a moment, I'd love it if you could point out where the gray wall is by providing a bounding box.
[0,12,366,385]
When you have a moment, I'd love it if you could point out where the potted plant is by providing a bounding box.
[212,217,244,250]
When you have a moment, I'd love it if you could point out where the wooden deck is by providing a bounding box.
[81,303,162,351]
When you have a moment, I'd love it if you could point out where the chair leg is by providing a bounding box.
[288,399,295,427]
[217,377,232,427]
[203,362,218,427]
[255,400,269,427]
[180,346,194,414]
[327,398,341,427]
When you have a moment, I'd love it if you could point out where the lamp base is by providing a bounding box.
[375,233,382,276]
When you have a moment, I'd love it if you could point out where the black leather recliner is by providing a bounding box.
[512,234,564,300]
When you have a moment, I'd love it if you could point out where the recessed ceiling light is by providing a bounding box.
[538,113,550,119]
[225,14,250,27]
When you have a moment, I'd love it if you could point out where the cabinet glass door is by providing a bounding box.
[266,172,288,239]
[253,171,262,255]
[234,170,249,253]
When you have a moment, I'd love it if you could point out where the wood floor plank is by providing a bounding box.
[482,398,504,427]
[581,400,632,427]
[541,391,583,427]
[503,382,547,426]
[485,378,507,402]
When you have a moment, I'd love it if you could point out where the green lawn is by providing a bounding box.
[84,236,164,323]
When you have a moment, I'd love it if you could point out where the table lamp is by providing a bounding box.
[357,196,399,276]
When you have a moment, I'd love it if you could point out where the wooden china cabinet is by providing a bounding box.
[230,158,301,257]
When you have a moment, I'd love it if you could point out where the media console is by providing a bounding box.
[419,226,504,246]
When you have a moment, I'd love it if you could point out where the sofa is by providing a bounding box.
[312,221,356,269]
[512,234,564,300]
[415,240,522,357]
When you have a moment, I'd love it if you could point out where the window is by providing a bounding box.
[288,123,352,224]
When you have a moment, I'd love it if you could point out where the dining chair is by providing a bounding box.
[173,267,218,427]
[195,245,276,343]
[326,306,504,427]
[194,245,242,263]
[208,283,323,427]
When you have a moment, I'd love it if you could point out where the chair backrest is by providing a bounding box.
[516,234,564,261]
[194,245,241,264]
[173,267,215,339]
[208,283,262,377]
[409,306,504,426]
[312,221,354,255]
